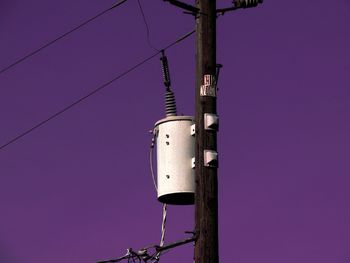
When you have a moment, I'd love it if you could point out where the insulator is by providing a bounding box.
[165,89,177,117]
[234,0,262,8]
[160,53,171,88]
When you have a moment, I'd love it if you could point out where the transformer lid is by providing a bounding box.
[155,116,194,127]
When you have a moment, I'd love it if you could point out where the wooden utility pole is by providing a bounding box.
[162,1,262,262]
[195,0,218,262]
[96,1,264,262]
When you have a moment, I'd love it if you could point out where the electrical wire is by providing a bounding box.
[160,203,167,248]
[149,131,168,263]
[0,0,129,76]
[154,203,167,262]
[136,0,160,52]
[0,29,195,151]
[150,133,158,191]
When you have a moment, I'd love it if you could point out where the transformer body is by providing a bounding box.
[155,116,195,205]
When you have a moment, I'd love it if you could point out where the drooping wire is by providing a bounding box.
[160,204,167,248]
[149,130,158,192]
[0,29,195,151]
[136,0,160,52]
[154,203,167,262]
[149,131,168,263]
[0,0,129,76]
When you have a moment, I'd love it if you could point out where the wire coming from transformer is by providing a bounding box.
[154,203,167,262]
[149,131,158,192]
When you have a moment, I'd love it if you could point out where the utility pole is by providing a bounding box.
[195,0,218,262]
[98,1,263,262]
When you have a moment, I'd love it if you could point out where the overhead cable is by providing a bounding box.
[0,0,129,76]
[0,29,195,151]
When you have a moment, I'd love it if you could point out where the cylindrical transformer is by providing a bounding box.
[154,116,195,205]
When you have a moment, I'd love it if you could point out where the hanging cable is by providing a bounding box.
[0,29,195,151]
[0,0,129,76]
[137,0,160,52]
[153,203,167,262]
[160,204,167,247]
[149,130,158,192]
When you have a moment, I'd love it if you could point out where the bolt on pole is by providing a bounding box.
[194,0,219,262]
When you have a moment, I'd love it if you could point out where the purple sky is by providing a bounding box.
[1,0,350,262]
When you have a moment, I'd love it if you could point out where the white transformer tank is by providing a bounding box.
[154,116,195,205]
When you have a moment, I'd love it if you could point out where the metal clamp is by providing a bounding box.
[204,150,218,168]
[204,113,219,131]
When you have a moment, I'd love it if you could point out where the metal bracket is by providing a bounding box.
[163,0,199,14]
[192,157,195,169]
[204,150,218,168]
[216,6,239,16]
[204,113,219,131]
[191,124,196,136]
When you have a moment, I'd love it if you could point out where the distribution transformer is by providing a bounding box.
[154,116,195,205]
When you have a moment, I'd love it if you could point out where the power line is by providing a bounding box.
[0,0,129,76]
[0,29,195,151]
